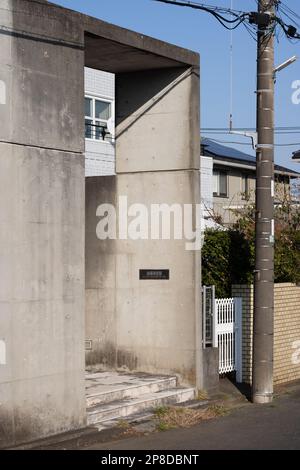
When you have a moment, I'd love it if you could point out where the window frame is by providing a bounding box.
[85,94,114,143]
[213,169,228,198]
[241,173,250,200]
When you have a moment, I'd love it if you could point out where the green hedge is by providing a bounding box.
[202,227,300,298]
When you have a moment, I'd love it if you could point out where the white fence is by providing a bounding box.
[213,297,243,383]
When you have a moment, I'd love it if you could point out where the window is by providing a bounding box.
[241,174,250,199]
[85,96,113,141]
[213,170,228,197]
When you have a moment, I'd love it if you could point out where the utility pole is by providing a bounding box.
[252,0,276,404]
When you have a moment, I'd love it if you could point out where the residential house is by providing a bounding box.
[85,67,115,176]
[201,138,300,226]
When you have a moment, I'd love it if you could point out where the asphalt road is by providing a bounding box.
[86,388,300,450]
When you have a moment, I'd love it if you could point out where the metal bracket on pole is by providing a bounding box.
[229,129,258,150]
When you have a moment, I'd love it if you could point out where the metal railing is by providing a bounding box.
[85,122,114,143]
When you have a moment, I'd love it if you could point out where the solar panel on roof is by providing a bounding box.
[201,138,299,176]
[202,138,256,163]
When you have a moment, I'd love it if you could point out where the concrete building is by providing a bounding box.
[0,0,202,447]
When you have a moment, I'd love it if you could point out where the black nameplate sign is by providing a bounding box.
[139,269,170,280]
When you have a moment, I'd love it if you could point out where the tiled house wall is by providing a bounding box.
[200,155,213,211]
[84,67,115,176]
[232,283,300,385]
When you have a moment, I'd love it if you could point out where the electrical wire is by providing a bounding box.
[280,1,300,23]
[154,0,300,40]
[201,126,300,132]
[153,0,300,150]
[153,0,250,30]
[202,136,300,147]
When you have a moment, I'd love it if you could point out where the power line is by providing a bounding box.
[153,0,250,30]
[154,0,246,15]
[153,0,300,40]
[200,126,300,132]
[202,136,300,147]
[280,1,300,24]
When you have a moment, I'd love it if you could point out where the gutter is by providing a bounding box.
[212,158,300,178]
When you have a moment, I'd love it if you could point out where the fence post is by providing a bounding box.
[212,293,218,348]
[234,297,243,383]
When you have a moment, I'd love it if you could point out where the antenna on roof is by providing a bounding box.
[229,0,233,132]
[228,0,257,150]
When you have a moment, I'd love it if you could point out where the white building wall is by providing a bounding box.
[84,67,116,176]
[200,155,216,230]
[200,155,213,210]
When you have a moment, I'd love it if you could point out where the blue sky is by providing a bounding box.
[53,0,300,171]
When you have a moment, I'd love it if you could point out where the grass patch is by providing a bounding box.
[207,404,229,417]
[157,422,173,432]
[154,404,229,431]
[117,419,130,430]
[154,406,170,417]
[197,390,209,400]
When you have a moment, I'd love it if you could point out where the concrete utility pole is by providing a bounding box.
[252,0,276,404]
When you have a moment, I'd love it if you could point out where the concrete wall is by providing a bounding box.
[85,65,202,387]
[232,284,300,385]
[0,0,86,447]
[0,0,201,447]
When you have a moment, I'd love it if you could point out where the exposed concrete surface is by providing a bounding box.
[116,67,200,173]
[202,348,219,392]
[0,0,85,153]
[0,143,86,448]
[0,0,201,447]
[0,0,86,447]
[85,371,195,427]
[86,371,178,405]
[85,170,202,386]
[7,0,199,73]
[85,60,201,384]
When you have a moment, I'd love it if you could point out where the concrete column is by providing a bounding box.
[0,0,86,447]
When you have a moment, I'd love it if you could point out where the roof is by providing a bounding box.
[202,138,300,178]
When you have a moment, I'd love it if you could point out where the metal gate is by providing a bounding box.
[213,297,243,382]
[202,287,243,383]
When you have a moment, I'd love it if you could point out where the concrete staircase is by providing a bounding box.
[86,371,196,427]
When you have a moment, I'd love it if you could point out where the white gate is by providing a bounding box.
[213,297,243,383]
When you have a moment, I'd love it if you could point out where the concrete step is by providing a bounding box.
[86,373,177,408]
[87,387,196,426]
